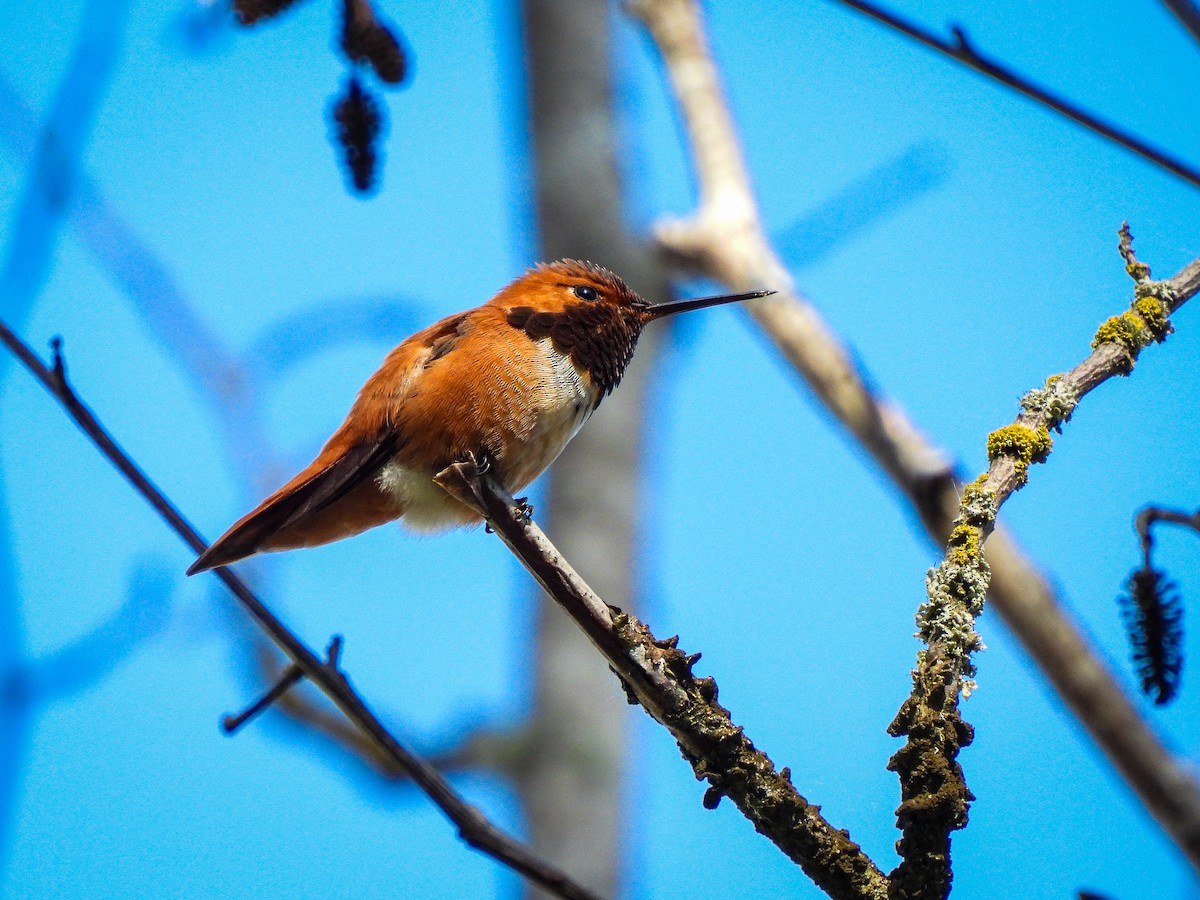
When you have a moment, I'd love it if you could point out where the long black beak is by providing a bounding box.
[646,289,774,319]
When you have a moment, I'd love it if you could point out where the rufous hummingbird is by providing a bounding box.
[187,260,768,575]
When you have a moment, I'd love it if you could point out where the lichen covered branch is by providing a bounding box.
[435,461,888,900]
[632,0,1200,875]
[888,227,1199,895]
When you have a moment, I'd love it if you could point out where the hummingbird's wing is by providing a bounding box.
[186,432,401,575]
[187,308,476,575]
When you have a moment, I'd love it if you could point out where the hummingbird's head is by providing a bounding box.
[494,259,774,399]
[493,258,771,323]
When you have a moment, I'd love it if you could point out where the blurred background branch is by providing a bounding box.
[826,0,1200,190]
[518,0,670,894]
[0,0,131,869]
[1162,0,1200,48]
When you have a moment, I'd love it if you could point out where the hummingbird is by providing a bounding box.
[187,260,768,575]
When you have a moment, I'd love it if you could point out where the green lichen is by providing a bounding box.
[1020,374,1079,432]
[986,423,1052,483]
[958,476,997,527]
[917,553,989,664]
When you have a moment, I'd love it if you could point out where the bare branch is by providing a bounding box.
[435,460,888,900]
[630,0,1200,878]
[222,663,305,734]
[0,320,603,900]
[0,74,445,782]
[827,0,1200,190]
[1163,0,1200,48]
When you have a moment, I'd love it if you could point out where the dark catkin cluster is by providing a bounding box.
[1121,568,1184,705]
[232,0,409,194]
[330,0,410,193]
[333,75,383,193]
[342,0,408,85]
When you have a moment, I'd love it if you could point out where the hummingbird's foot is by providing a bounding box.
[466,450,493,477]
[513,497,534,523]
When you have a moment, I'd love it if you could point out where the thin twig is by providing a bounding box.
[434,459,888,900]
[1137,505,1200,570]
[222,663,304,734]
[630,0,1200,879]
[1163,0,1200,48]
[0,319,603,900]
[827,0,1200,190]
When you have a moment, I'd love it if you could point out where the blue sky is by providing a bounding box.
[2,0,1200,897]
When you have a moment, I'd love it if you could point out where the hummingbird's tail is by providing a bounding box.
[187,435,401,575]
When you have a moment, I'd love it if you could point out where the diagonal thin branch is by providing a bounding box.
[826,0,1200,191]
[0,319,602,900]
[630,0,1200,879]
[0,72,446,784]
[1162,0,1200,48]
[888,228,1200,892]
[435,460,888,900]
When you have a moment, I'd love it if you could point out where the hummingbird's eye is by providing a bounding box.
[572,284,599,302]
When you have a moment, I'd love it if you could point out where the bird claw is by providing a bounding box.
[467,450,493,477]
[514,497,534,523]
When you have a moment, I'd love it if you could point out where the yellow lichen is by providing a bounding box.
[1092,311,1150,354]
[946,523,981,565]
[1125,260,1151,282]
[1132,296,1171,341]
[986,424,1052,483]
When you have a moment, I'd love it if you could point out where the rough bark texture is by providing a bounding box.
[520,1,669,896]
[436,462,889,899]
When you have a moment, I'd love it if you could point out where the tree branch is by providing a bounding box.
[434,460,888,900]
[630,0,1200,879]
[888,227,1200,893]
[1162,0,1200,49]
[0,319,602,900]
[826,0,1200,191]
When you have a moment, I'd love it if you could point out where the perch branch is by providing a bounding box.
[827,0,1200,190]
[630,0,1200,878]
[434,460,888,900]
[0,319,602,900]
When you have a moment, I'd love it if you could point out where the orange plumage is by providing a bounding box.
[187,261,766,574]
